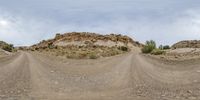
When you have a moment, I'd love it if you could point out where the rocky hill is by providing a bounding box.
[172,40,200,49]
[31,32,142,59]
[0,41,14,56]
[0,41,14,52]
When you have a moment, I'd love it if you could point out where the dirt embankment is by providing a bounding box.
[151,40,200,61]
[172,40,200,49]
[0,41,14,57]
[30,32,143,59]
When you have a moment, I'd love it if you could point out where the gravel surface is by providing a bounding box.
[0,49,200,100]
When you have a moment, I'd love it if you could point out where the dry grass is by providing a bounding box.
[36,45,129,59]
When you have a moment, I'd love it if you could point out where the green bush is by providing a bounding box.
[159,45,170,50]
[48,42,54,49]
[141,40,156,53]
[163,45,170,50]
[151,49,166,55]
[89,53,98,59]
[159,45,163,50]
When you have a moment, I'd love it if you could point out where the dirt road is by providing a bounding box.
[0,50,200,100]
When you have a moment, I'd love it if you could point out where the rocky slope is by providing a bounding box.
[31,32,142,59]
[172,40,200,49]
[0,41,14,56]
[0,41,10,48]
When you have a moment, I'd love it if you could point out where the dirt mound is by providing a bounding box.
[30,32,142,59]
[172,40,200,49]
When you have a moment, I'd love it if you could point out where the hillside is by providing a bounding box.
[31,32,143,59]
[172,40,200,49]
[0,41,14,52]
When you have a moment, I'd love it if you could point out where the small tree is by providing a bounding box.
[141,40,156,53]
[159,45,163,50]
[163,45,170,50]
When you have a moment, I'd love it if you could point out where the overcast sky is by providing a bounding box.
[0,0,200,46]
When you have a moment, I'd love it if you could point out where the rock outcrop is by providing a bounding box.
[30,32,143,59]
[31,32,143,50]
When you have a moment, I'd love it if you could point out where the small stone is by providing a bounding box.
[187,90,192,94]
[10,91,13,93]
[197,70,200,73]
[0,95,6,98]
[193,80,198,83]
[50,70,54,73]
[54,81,59,85]
[17,90,21,93]
[175,96,180,99]
[188,96,197,100]
[161,94,166,97]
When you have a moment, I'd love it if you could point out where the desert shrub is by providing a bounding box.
[141,40,156,53]
[79,52,88,58]
[2,44,13,52]
[48,43,54,49]
[159,45,163,50]
[151,49,166,55]
[159,45,170,50]
[118,46,128,51]
[89,53,98,59]
[66,53,79,59]
[163,45,170,50]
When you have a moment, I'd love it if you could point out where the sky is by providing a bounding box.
[0,0,200,46]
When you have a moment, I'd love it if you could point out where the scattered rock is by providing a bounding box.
[193,80,198,83]
[187,90,192,94]
[188,96,197,100]
[54,81,59,85]
[0,95,6,98]
[161,94,166,97]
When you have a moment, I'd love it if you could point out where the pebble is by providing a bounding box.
[10,91,13,94]
[187,90,192,94]
[193,80,198,83]
[54,81,59,85]
[17,90,21,93]
[0,95,6,98]
[175,96,180,99]
[188,96,197,100]
[161,94,166,97]
[197,70,200,73]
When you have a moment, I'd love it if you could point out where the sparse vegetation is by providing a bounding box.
[30,32,137,59]
[159,45,170,50]
[89,52,98,59]
[118,46,129,51]
[151,49,166,55]
[163,45,170,50]
[159,45,163,50]
[38,45,126,59]
[141,40,156,53]
[0,41,14,52]
[142,40,168,55]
